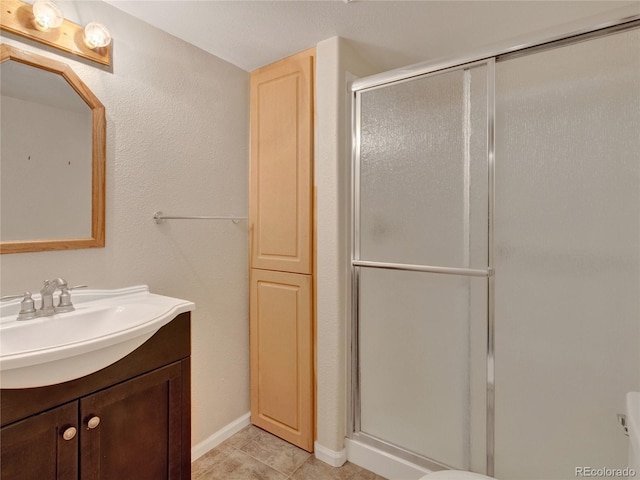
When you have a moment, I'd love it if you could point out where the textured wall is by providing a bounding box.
[315,37,378,453]
[0,0,249,447]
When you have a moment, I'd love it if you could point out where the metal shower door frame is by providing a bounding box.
[348,15,640,476]
[350,58,495,473]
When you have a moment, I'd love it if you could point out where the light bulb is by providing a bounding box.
[83,22,111,49]
[32,1,63,32]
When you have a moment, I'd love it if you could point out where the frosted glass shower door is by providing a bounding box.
[494,29,640,479]
[354,63,489,470]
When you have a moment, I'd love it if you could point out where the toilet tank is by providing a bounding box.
[628,392,640,470]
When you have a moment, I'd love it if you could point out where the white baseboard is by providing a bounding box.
[314,441,347,467]
[345,437,432,480]
[191,412,251,462]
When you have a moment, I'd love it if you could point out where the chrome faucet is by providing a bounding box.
[1,279,87,320]
[40,278,68,316]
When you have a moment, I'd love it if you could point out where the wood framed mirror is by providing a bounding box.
[0,44,105,254]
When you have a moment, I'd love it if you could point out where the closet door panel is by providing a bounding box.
[250,49,314,274]
[250,268,314,451]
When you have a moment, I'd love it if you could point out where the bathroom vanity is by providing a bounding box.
[0,312,191,480]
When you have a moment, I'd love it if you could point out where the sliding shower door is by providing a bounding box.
[352,62,490,471]
[352,21,639,480]
[494,29,640,478]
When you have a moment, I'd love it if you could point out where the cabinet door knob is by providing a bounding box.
[62,426,77,441]
[86,416,101,429]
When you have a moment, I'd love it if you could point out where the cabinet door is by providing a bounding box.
[79,362,184,480]
[0,401,78,480]
[250,48,314,274]
[250,268,314,451]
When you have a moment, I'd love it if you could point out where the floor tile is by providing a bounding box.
[191,425,387,480]
[222,425,264,450]
[238,427,310,475]
[289,456,387,480]
[192,446,230,479]
[194,448,287,480]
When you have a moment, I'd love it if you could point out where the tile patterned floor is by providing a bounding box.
[192,425,388,480]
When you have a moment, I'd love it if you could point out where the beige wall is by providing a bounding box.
[315,36,379,454]
[0,0,250,447]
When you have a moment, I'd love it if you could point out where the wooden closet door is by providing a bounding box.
[250,268,314,451]
[249,48,314,275]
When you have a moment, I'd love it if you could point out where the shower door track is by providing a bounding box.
[351,16,640,93]
[349,15,640,477]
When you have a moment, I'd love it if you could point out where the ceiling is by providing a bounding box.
[104,0,640,73]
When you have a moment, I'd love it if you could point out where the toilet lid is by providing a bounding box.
[421,471,493,480]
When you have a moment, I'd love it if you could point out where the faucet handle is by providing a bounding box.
[55,285,88,313]
[1,292,38,320]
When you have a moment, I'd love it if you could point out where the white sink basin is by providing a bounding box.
[0,285,194,389]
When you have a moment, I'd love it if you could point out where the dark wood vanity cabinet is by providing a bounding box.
[0,312,191,480]
[1,402,78,480]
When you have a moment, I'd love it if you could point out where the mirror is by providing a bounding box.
[0,44,105,254]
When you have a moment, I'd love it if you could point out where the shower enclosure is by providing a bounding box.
[350,21,640,479]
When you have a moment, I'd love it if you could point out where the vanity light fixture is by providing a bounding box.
[0,0,111,66]
[32,1,63,32]
[83,22,111,49]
